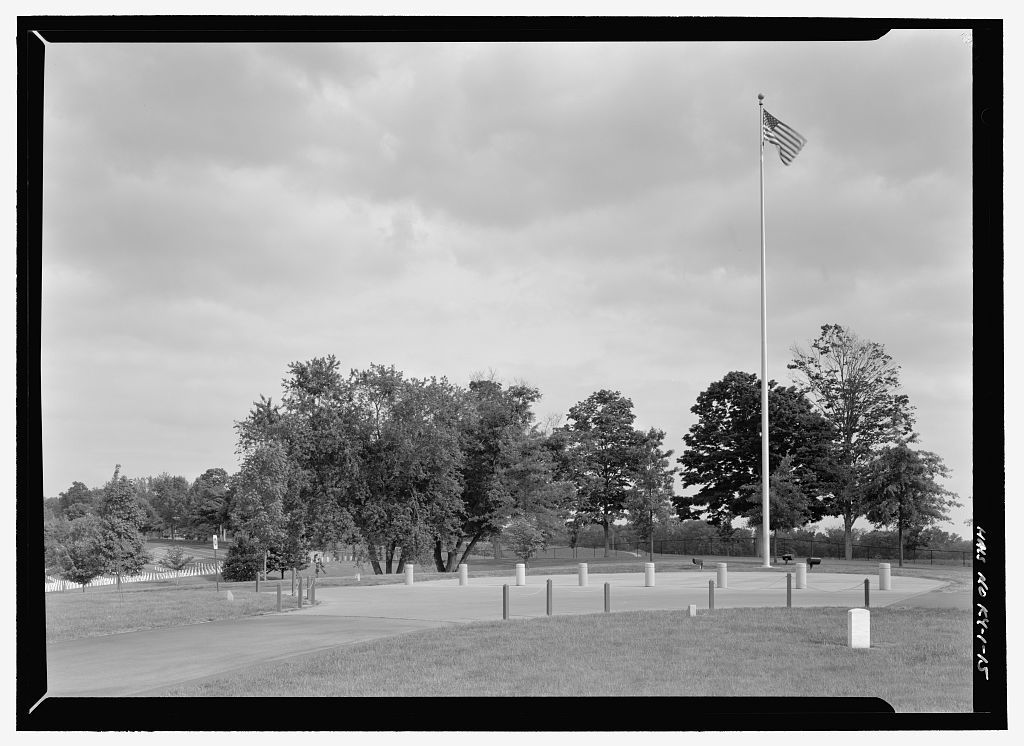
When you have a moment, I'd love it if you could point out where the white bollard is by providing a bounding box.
[878,563,891,591]
[515,563,526,586]
[716,563,728,589]
[458,563,468,586]
[644,562,656,587]
[848,608,870,648]
[404,563,414,586]
[578,563,588,586]
[688,604,697,617]
[795,562,807,590]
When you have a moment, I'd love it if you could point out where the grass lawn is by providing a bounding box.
[45,585,302,643]
[162,606,972,711]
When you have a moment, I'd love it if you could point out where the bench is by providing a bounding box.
[692,557,704,570]
[806,556,822,570]
[781,553,794,564]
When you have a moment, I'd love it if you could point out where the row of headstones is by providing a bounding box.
[43,562,224,592]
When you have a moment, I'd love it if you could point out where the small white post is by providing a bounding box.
[404,563,414,586]
[878,563,892,591]
[848,608,870,649]
[644,562,656,587]
[795,562,807,590]
[687,604,697,617]
[716,562,728,589]
[458,563,468,586]
[515,563,526,586]
[578,563,588,586]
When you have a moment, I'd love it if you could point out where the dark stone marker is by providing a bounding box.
[709,579,715,610]
[787,573,792,608]
[864,578,870,609]
[503,584,509,620]
[604,582,610,613]
[298,576,304,608]
[546,579,553,616]
[277,582,282,612]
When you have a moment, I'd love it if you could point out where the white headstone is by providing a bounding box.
[458,563,468,586]
[688,604,697,617]
[578,563,588,586]
[716,563,728,589]
[404,563,414,585]
[644,562,656,587]
[848,608,870,649]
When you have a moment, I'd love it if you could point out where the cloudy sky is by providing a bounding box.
[38,27,976,534]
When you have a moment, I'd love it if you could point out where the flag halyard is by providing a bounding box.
[762,109,806,165]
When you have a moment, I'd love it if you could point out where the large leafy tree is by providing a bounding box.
[788,324,917,559]
[46,514,108,591]
[347,366,465,574]
[626,428,677,559]
[434,379,569,572]
[675,371,834,528]
[187,467,232,540]
[98,465,150,583]
[558,390,647,557]
[863,444,960,567]
[148,473,192,539]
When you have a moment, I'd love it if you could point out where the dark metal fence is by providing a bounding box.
[524,537,969,566]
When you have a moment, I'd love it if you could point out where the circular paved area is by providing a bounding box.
[45,568,963,697]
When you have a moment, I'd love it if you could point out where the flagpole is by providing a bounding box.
[758,93,771,568]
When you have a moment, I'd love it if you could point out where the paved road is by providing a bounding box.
[44,569,963,698]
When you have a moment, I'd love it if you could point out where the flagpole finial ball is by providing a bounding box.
[758,93,764,101]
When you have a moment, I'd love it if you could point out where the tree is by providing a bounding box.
[58,481,96,517]
[863,444,960,567]
[434,379,571,572]
[788,324,917,559]
[557,390,647,557]
[740,455,821,559]
[157,545,196,584]
[230,443,292,577]
[626,428,677,559]
[98,465,150,588]
[502,515,548,565]
[148,473,192,539]
[188,467,231,539]
[48,514,108,591]
[675,371,834,528]
[220,535,264,582]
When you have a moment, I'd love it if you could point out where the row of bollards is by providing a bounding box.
[381,561,893,592]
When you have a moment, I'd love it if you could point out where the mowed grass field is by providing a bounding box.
[45,586,302,643]
[161,606,972,711]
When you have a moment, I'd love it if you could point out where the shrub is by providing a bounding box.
[220,536,263,582]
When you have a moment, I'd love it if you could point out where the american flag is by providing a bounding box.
[762,109,806,165]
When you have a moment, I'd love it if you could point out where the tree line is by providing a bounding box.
[44,323,963,585]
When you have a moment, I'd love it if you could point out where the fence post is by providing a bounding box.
[603,582,611,613]
[503,584,509,620]
[277,582,282,612]
[546,579,553,616]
